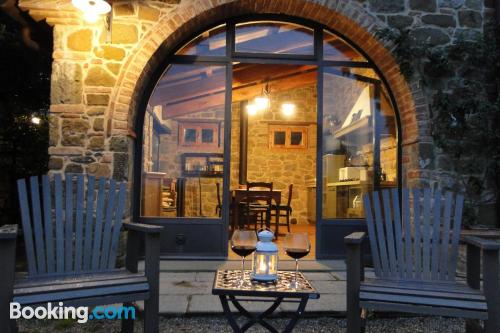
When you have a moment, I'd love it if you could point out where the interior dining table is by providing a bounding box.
[231,188,281,237]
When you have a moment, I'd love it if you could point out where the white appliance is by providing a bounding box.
[339,167,365,181]
[322,154,344,218]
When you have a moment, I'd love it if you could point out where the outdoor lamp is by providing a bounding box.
[251,229,278,282]
[72,0,111,23]
[31,116,41,125]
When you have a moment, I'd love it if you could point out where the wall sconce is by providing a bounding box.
[281,103,296,117]
[72,0,111,23]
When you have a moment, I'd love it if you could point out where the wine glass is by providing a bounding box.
[284,233,311,289]
[231,230,257,286]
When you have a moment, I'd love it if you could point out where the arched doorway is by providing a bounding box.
[134,16,401,259]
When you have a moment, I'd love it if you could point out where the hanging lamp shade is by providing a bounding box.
[72,0,111,23]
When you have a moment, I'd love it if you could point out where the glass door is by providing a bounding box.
[316,33,399,258]
[139,62,232,258]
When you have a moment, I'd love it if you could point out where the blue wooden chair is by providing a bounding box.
[0,174,163,333]
[345,188,500,333]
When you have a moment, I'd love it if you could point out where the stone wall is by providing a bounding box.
[18,0,496,215]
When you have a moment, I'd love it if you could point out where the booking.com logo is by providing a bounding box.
[10,302,136,324]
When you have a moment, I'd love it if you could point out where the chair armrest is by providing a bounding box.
[124,223,163,274]
[0,225,18,240]
[123,222,163,234]
[464,236,500,295]
[0,225,17,330]
[463,236,500,251]
[344,232,366,245]
[344,232,366,280]
[345,232,365,326]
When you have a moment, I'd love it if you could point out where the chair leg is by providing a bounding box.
[286,212,290,232]
[465,319,482,333]
[121,302,134,333]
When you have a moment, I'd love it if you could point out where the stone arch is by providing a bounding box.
[110,0,430,184]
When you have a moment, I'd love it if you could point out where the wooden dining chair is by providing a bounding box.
[271,184,293,233]
[244,182,274,230]
[215,182,222,217]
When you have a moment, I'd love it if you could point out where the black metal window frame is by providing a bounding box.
[133,14,403,257]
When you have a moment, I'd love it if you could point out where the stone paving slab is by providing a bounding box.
[308,280,346,294]
[279,294,345,313]
[160,279,212,295]
[156,269,348,315]
[188,295,223,313]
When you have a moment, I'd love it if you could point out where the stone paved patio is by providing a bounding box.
[138,260,375,315]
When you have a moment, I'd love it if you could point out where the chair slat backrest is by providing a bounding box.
[363,188,464,281]
[17,174,127,278]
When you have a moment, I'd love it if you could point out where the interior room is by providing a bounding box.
[139,21,398,259]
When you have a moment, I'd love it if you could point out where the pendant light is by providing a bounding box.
[254,82,271,111]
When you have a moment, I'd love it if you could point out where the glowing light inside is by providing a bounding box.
[31,116,41,125]
[254,96,270,111]
[281,103,296,116]
[246,104,258,116]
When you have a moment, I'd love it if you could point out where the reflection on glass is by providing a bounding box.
[142,64,226,218]
[322,67,397,219]
[323,30,367,62]
[235,22,314,55]
[176,25,226,56]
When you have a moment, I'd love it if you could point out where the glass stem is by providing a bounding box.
[242,256,245,281]
[295,259,299,283]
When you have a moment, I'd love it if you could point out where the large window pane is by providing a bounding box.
[176,25,226,56]
[324,30,367,62]
[235,22,314,55]
[322,67,397,219]
[142,64,226,218]
[322,68,373,219]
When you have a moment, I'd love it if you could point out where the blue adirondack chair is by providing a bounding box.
[345,188,500,333]
[0,174,163,333]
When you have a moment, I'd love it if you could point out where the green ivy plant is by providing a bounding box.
[377,26,500,227]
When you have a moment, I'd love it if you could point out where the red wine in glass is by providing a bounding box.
[231,245,256,258]
[285,248,310,260]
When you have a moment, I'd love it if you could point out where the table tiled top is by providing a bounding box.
[212,270,320,299]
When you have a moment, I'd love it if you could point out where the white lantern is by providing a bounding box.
[251,230,278,282]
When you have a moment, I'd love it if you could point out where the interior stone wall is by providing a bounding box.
[151,106,224,217]
[231,85,318,224]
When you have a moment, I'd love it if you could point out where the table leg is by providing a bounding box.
[283,296,309,333]
[230,295,282,332]
[219,295,243,333]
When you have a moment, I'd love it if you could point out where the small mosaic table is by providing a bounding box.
[212,270,320,333]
